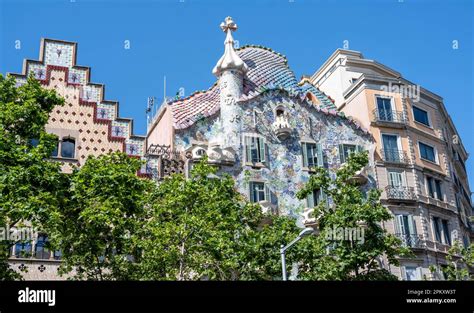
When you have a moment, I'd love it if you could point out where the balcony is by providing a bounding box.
[272,114,291,140]
[372,109,407,127]
[381,149,410,164]
[385,186,416,201]
[395,233,424,249]
[453,154,467,177]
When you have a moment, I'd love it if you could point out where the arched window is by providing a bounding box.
[61,137,75,158]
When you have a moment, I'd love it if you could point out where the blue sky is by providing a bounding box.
[1,0,473,185]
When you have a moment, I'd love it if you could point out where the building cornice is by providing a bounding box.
[310,49,363,83]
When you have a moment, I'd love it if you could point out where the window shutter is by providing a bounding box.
[388,172,395,187]
[259,138,266,163]
[317,144,324,167]
[393,216,400,234]
[245,136,252,163]
[265,184,270,203]
[407,215,417,236]
[302,143,308,167]
[400,266,407,281]
[396,215,405,235]
[249,182,255,202]
[339,144,345,163]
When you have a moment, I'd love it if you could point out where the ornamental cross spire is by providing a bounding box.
[220,16,237,33]
[212,16,249,76]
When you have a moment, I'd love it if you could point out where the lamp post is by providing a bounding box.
[280,227,315,281]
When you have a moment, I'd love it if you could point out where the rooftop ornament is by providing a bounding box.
[212,16,249,76]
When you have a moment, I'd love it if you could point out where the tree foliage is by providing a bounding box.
[293,151,411,280]
[134,158,266,280]
[0,74,66,280]
[0,74,419,281]
[430,242,474,280]
[48,153,154,280]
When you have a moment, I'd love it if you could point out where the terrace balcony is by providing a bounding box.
[385,186,416,202]
[372,109,407,128]
[381,149,410,164]
[453,153,467,177]
[395,233,424,249]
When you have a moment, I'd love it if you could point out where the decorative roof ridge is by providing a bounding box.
[298,79,336,104]
[236,44,289,65]
[169,44,296,108]
[9,38,146,142]
[167,81,219,106]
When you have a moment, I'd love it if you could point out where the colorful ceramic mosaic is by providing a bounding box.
[167,45,339,130]
[174,89,375,217]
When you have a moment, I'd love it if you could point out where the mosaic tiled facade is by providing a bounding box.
[174,89,375,218]
[149,17,375,224]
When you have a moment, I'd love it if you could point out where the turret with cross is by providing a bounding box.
[211,16,248,149]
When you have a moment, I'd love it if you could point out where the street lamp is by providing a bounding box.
[280,227,315,281]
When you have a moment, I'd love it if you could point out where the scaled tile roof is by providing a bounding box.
[169,45,337,130]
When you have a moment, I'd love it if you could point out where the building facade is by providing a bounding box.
[8,39,148,279]
[308,49,473,280]
[5,21,471,281]
[146,17,375,220]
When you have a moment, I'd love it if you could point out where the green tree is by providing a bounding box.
[48,152,154,280]
[134,158,266,280]
[429,242,474,280]
[293,151,411,280]
[0,74,66,280]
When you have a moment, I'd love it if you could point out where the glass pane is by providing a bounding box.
[442,220,451,245]
[250,138,260,163]
[435,180,443,200]
[433,218,442,242]
[306,144,317,167]
[15,241,32,258]
[343,144,356,160]
[420,143,435,162]
[377,98,392,121]
[413,107,429,125]
[35,235,50,259]
[30,139,39,147]
[61,139,75,158]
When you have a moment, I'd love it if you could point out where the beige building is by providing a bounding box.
[308,49,473,280]
[7,38,148,279]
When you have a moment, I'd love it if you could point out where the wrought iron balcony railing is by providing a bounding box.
[395,233,424,248]
[381,149,409,164]
[385,186,416,201]
[372,109,407,124]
